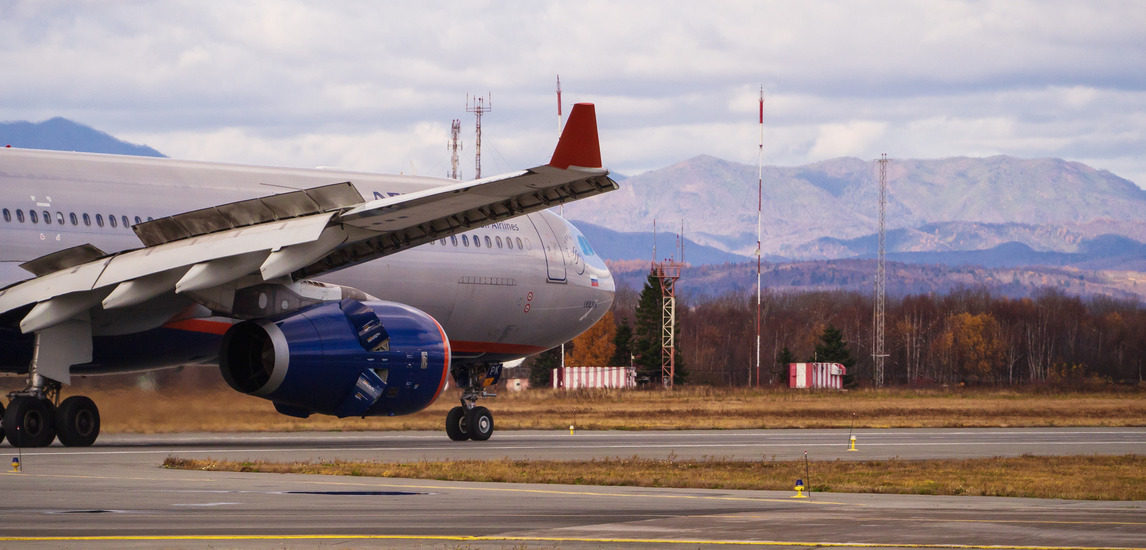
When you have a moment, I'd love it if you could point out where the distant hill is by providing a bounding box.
[608,259,1146,302]
[0,117,165,157]
[570,220,767,267]
[567,155,1146,265]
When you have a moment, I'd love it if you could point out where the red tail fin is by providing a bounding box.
[548,103,602,169]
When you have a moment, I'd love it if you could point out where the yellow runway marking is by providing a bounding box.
[703,515,1146,526]
[0,534,1142,549]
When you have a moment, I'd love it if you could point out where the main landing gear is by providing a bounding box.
[3,380,101,448]
[445,362,501,441]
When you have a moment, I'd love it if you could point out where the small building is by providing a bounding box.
[553,366,637,389]
[789,362,846,389]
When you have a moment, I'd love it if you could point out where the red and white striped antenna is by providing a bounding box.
[755,87,764,387]
[556,75,563,137]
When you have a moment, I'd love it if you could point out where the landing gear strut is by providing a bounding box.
[445,363,501,441]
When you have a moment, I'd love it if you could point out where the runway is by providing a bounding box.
[2,428,1144,549]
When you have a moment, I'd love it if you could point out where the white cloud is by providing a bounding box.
[2,0,1145,185]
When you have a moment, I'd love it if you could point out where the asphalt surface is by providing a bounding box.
[1,428,1144,549]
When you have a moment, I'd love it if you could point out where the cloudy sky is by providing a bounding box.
[3,1,1145,185]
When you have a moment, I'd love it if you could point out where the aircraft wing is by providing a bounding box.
[0,103,617,346]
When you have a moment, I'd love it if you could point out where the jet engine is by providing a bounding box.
[219,299,450,418]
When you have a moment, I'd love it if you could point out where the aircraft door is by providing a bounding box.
[528,213,567,283]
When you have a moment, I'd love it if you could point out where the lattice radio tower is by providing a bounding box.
[654,223,685,389]
[447,119,462,179]
[873,154,889,387]
[466,93,492,179]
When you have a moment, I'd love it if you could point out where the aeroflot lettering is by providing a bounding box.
[373,191,402,199]
[488,222,519,232]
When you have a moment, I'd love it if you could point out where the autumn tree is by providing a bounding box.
[566,309,617,367]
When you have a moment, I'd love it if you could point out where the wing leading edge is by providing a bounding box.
[0,104,618,348]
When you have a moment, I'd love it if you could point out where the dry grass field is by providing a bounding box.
[41,383,1146,433]
[166,454,1146,501]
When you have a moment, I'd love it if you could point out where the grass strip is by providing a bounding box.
[165,454,1146,501]
[63,386,1146,433]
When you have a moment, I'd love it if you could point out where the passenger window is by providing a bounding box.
[121,215,129,227]
[110,215,117,228]
[462,235,469,247]
[517,237,524,249]
[2,208,9,222]
[474,235,482,248]
[484,236,492,248]
[43,211,52,224]
[69,212,78,225]
[95,214,104,227]
[439,238,446,246]
[16,209,25,223]
[496,236,503,248]
[83,213,91,226]
[507,237,514,250]
[56,212,64,225]
[30,210,38,224]
[135,216,142,224]
[450,235,458,246]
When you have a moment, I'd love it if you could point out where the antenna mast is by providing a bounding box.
[466,93,492,179]
[755,88,764,387]
[448,119,462,179]
[556,75,563,136]
[874,154,888,387]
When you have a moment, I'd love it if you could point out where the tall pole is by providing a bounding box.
[755,88,764,387]
[466,93,492,179]
[448,119,461,180]
[555,79,565,388]
[874,154,888,387]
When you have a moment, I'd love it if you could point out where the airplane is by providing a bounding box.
[0,103,617,447]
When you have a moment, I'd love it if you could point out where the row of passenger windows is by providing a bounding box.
[2,208,151,229]
[430,233,531,251]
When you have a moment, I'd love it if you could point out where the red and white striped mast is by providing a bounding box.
[755,87,764,387]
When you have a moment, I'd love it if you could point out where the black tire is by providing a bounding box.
[466,406,493,441]
[445,406,469,441]
[4,397,56,448]
[55,396,100,447]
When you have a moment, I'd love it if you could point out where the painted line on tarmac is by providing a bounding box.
[11,439,1146,457]
[0,470,858,506]
[0,534,1140,549]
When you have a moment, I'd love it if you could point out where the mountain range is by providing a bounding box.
[1,117,164,157]
[563,154,1146,270]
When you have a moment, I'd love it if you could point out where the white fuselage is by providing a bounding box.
[0,148,615,370]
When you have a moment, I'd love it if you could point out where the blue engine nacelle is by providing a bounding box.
[219,299,450,418]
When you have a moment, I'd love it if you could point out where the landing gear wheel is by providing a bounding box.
[55,396,100,447]
[4,396,56,448]
[446,406,469,441]
[466,406,494,441]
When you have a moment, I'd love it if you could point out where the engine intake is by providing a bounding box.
[219,299,450,418]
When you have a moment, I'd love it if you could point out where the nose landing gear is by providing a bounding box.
[445,362,501,441]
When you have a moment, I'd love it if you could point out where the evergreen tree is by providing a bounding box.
[610,317,633,367]
[811,324,856,386]
[632,268,688,385]
[812,325,856,368]
[776,345,795,383]
[528,347,562,388]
